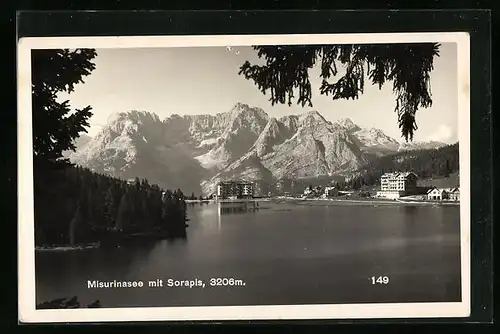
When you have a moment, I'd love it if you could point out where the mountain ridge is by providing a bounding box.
[69,104,449,195]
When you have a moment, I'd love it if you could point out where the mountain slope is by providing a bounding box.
[261,111,366,178]
[334,118,401,155]
[69,104,451,196]
[200,111,368,194]
[341,143,459,190]
[398,140,447,151]
[70,110,205,194]
[193,103,269,170]
[62,134,92,158]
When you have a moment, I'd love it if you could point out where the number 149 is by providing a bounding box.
[369,276,390,284]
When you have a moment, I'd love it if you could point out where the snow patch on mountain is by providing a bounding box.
[398,140,447,151]
[194,151,228,170]
[197,137,220,148]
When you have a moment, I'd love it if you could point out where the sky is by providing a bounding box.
[57,42,458,143]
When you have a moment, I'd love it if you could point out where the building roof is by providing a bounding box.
[218,180,253,185]
[381,172,418,179]
[427,188,451,194]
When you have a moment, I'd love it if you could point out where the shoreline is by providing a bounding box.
[272,197,460,207]
[35,242,100,252]
[187,198,272,204]
[187,197,459,206]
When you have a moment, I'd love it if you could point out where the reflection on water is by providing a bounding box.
[36,201,461,308]
[217,201,260,215]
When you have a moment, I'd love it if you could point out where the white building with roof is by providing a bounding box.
[427,188,449,200]
[216,180,254,199]
[448,188,460,201]
[376,172,418,199]
[427,187,460,201]
[324,186,339,197]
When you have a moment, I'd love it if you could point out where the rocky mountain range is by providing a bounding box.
[68,103,448,195]
[62,134,91,158]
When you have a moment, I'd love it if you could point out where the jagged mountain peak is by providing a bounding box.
[230,102,267,116]
[360,127,399,141]
[335,117,361,131]
[225,103,269,134]
[107,110,160,124]
[166,113,184,120]
[398,140,447,151]
[366,127,383,134]
[251,117,289,157]
[192,103,270,170]
[98,110,164,141]
[338,117,354,125]
[298,110,327,121]
[62,133,92,158]
[266,117,281,127]
[71,103,448,196]
[296,110,330,129]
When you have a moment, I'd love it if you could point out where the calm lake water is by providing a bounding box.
[35,200,461,308]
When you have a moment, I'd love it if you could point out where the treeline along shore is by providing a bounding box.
[34,157,188,250]
[345,143,459,191]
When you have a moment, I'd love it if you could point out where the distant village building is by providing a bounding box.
[275,178,295,195]
[303,186,313,197]
[426,187,459,201]
[276,179,285,193]
[216,181,254,199]
[241,183,253,197]
[302,185,326,197]
[161,191,167,203]
[427,188,449,201]
[377,172,418,199]
[448,188,460,201]
[324,186,339,197]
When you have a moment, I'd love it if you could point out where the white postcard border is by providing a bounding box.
[17,32,471,323]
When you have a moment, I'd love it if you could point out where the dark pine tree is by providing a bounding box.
[32,48,190,249]
[239,44,440,141]
[32,49,97,162]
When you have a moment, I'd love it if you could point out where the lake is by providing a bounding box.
[35,200,462,308]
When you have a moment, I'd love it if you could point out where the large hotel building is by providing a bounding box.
[216,181,254,199]
[377,172,418,199]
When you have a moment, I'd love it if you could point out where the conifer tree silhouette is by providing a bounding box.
[239,43,440,141]
[32,48,97,161]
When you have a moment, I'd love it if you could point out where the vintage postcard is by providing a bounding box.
[18,32,470,323]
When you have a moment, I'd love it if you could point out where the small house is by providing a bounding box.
[448,188,460,201]
[324,186,339,197]
[304,186,313,196]
[427,188,449,201]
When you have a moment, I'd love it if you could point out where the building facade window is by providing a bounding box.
[217,181,254,199]
[378,172,418,199]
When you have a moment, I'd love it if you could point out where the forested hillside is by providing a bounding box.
[336,143,459,190]
[34,157,187,248]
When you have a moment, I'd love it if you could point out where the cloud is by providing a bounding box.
[427,124,453,142]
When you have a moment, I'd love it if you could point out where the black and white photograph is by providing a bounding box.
[18,32,471,322]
